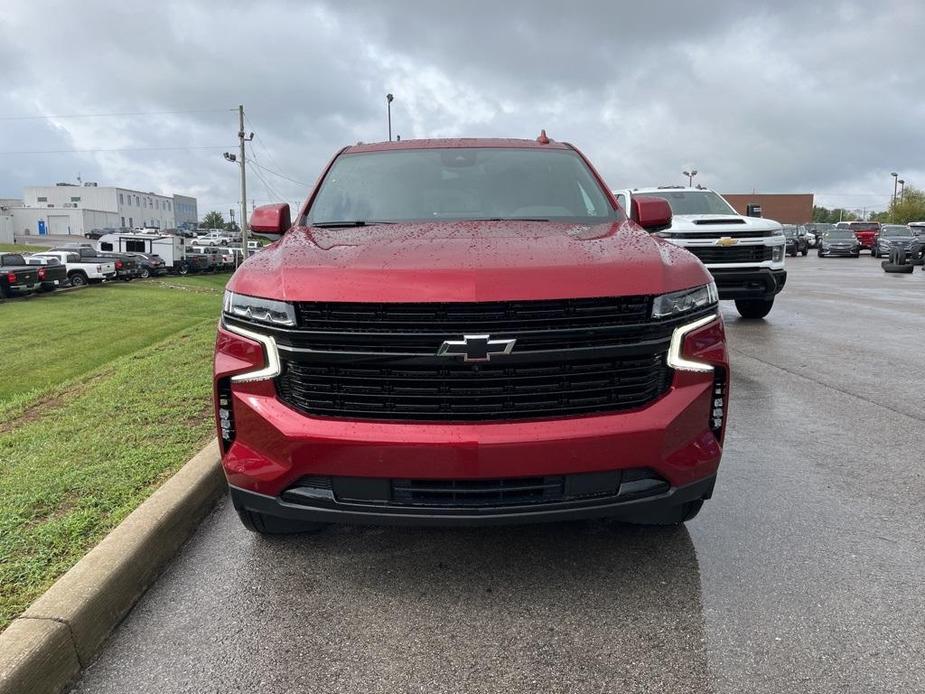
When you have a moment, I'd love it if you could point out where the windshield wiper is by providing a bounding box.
[311,220,397,228]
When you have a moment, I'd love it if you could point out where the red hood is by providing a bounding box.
[228,220,711,302]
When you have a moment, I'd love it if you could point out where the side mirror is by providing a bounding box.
[249,203,291,240]
[631,196,672,232]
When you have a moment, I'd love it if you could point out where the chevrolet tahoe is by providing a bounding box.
[214,136,730,533]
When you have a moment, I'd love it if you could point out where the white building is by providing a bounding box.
[12,183,198,237]
[173,194,199,229]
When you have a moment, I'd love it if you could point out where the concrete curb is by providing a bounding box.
[0,439,225,694]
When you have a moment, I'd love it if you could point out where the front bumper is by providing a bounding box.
[707,267,787,300]
[820,247,859,257]
[229,473,717,527]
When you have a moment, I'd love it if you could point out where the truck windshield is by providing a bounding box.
[2,254,26,265]
[306,147,620,225]
[647,190,737,216]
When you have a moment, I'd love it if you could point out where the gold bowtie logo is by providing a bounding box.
[715,237,738,247]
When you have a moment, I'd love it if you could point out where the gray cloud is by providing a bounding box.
[1,0,923,216]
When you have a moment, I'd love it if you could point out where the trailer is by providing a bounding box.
[97,233,188,271]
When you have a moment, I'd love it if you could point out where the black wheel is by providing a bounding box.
[68,272,88,287]
[139,268,151,279]
[872,249,879,258]
[817,250,824,257]
[236,507,327,535]
[627,500,704,526]
[882,261,914,274]
[177,263,189,275]
[735,297,774,319]
[221,240,228,246]
[853,252,860,258]
[801,248,808,256]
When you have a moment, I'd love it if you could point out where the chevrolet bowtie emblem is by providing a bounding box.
[437,334,516,362]
[715,237,738,247]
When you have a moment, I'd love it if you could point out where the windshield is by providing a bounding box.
[306,147,620,225]
[880,226,913,237]
[2,254,26,265]
[826,230,855,240]
[643,190,737,216]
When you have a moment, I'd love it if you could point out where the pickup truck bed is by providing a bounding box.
[0,252,41,298]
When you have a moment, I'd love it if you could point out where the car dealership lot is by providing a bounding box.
[74,256,925,694]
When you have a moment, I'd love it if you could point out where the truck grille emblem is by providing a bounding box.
[437,334,516,362]
[715,237,738,247]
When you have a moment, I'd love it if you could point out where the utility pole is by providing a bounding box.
[238,105,254,265]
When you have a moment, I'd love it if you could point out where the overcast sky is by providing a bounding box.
[1,0,923,218]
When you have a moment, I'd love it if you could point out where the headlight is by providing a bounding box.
[652,282,718,318]
[223,291,296,327]
[652,231,680,238]
[772,245,785,262]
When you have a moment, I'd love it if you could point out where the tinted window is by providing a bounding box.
[645,190,736,215]
[826,230,855,239]
[308,147,619,225]
[100,242,113,251]
[2,254,26,265]
[126,240,146,252]
[880,226,913,237]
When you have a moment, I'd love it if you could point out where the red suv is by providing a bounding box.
[214,136,729,532]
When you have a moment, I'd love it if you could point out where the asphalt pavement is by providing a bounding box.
[73,253,925,694]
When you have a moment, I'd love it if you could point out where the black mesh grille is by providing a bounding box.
[392,477,565,507]
[276,353,670,421]
[686,245,773,264]
[257,296,700,422]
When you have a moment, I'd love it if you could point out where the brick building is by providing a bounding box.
[722,193,814,224]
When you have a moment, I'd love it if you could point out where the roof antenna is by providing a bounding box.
[536,129,550,144]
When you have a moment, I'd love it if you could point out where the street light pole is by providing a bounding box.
[386,93,394,142]
[890,172,899,221]
[898,179,905,204]
[683,169,698,187]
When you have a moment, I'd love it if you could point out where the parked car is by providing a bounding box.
[614,186,785,319]
[872,225,917,259]
[835,221,880,253]
[183,249,217,273]
[50,244,140,280]
[194,230,236,246]
[23,254,69,292]
[817,229,860,257]
[217,135,730,533]
[31,251,117,286]
[782,225,809,256]
[127,252,168,278]
[0,252,41,297]
[190,245,234,270]
[803,223,835,248]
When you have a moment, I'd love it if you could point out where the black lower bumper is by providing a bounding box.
[708,267,787,300]
[228,474,717,528]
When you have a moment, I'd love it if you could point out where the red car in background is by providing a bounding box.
[214,136,730,533]
[835,221,880,253]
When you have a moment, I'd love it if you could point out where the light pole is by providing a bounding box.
[386,93,394,142]
[898,179,905,204]
[683,169,698,187]
[890,172,899,220]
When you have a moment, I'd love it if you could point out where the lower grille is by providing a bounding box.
[687,245,773,264]
[393,477,564,507]
[276,353,671,421]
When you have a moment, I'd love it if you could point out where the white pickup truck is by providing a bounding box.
[31,250,117,287]
[615,187,786,319]
[194,230,237,246]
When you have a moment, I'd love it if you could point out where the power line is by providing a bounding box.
[0,108,235,121]
[248,160,311,187]
[0,145,232,155]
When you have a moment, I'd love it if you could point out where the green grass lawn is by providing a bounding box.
[0,274,229,630]
[0,243,50,253]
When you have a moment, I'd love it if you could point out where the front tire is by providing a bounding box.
[735,297,774,319]
[801,248,808,256]
[139,268,151,279]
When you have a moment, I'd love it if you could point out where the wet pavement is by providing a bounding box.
[73,255,925,693]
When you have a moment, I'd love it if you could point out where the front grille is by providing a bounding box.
[392,476,565,507]
[253,296,703,422]
[687,245,773,264]
[277,353,670,421]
